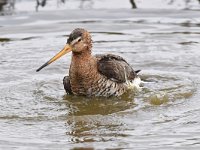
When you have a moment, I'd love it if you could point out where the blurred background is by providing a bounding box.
[0,0,200,14]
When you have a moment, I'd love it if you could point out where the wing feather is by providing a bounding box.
[96,54,140,83]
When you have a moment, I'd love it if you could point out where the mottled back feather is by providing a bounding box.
[96,54,140,83]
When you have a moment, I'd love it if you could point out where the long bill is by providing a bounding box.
[36,44,72,72]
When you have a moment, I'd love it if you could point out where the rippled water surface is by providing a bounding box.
[0,3,200,150]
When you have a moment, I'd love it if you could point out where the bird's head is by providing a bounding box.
[36,28,92,72]
[67,28,92,53]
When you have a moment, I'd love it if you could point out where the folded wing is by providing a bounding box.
[96,54,140,83]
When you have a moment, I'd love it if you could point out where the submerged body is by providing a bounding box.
[37,28,141,97]
[64,54,141,97]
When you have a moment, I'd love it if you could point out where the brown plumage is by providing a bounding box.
[36,28,141,97]
[96,54,140,83]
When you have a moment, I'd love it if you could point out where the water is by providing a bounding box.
[0,1,200,150]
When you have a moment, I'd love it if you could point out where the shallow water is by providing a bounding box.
[1,3,200,150]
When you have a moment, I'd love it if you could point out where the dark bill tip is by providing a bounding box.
[36,62,49,72]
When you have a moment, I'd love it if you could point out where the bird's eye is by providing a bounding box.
[78,38,82,42]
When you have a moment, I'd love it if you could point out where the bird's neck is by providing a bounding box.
[70,51,96,73]
[72,51,92,64]
[70,51,97,88]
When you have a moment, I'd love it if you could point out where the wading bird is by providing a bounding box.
[36,28,141,97]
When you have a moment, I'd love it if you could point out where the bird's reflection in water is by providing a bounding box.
[63,91,137,116]
[63,93,136,143]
